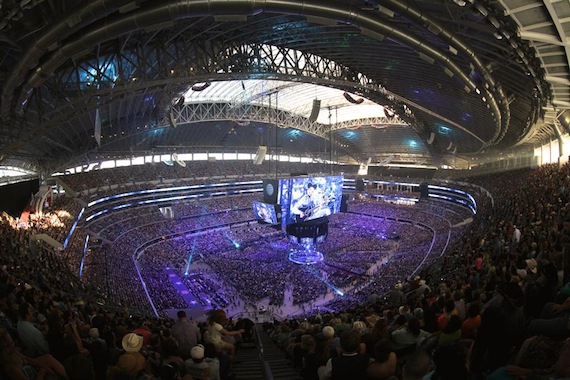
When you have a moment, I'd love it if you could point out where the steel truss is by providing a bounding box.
[164,103,407,138]
[44,41,402,127]
[2,39,428,168]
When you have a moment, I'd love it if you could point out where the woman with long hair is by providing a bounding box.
[205,310,244,357]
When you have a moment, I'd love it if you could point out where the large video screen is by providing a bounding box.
[283,176,343,224]
[252,201,279,225]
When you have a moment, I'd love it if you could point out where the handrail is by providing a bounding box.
[254,324,275,380]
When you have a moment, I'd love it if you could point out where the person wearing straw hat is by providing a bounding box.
[122,333,143,353]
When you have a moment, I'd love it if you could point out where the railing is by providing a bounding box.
[254,324,275,380]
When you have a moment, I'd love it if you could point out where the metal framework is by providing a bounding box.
[1,40,433,166]
[0,0,560,174]
[164,103,408,138]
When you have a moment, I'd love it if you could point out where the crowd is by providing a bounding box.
[94,199,462,319]
[0,162,568,379]
[261,164,570,380]
[61,161,355,197]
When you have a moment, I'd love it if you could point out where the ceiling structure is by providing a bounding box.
[0,0,568,175]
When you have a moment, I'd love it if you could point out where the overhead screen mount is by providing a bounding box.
[171,153,186,167]
[253,145,267,165]
[169,109,177,128]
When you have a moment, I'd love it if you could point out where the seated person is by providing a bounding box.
[319,329,369,380]
[367,340,397,380]
[205,310,244,357]
[0,326,67,380]
[184,344,221,380]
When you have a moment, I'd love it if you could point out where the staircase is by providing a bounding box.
[233,339,264,380]
[256,325,303,380]
[232,325,303,380]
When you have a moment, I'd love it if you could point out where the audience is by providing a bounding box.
[0,162,568,380]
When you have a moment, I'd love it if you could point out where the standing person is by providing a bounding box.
[512,225,521,245]
[205,310,244,357]
[171,310,201,360]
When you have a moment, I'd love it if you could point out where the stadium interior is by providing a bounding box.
[0,1,569,380]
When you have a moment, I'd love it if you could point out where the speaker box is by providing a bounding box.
[340,194,349,212]
[309,99,321,122]
[169,109,177,128]
[253,146,267,165]
[356,178,365,191]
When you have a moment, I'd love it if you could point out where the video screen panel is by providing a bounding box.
[284,176,343,224]
[252,201,279,225]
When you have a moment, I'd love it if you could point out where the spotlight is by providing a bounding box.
[453,0,466,6]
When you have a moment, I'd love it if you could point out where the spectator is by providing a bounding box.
[17,302,50,358]
[185,344,221,380]
[64,353,95,380]
[437,315,462,346]
[133,321,153,347]
[0,325,67,380]
[319,329,369,380]
[171,310,201,360]
[205,310,244,357]
[391,318,430,350]
[461,302,481,339]
[107,352,149,380]
[431,343,468,380]
[401,350,431,380]
[366,340,397,380]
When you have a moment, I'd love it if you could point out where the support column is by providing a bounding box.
[552,122,566,166]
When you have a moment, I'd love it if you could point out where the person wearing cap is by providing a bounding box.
[388,282,405,308]
[184,344,221,380]
[525,258,538,283]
